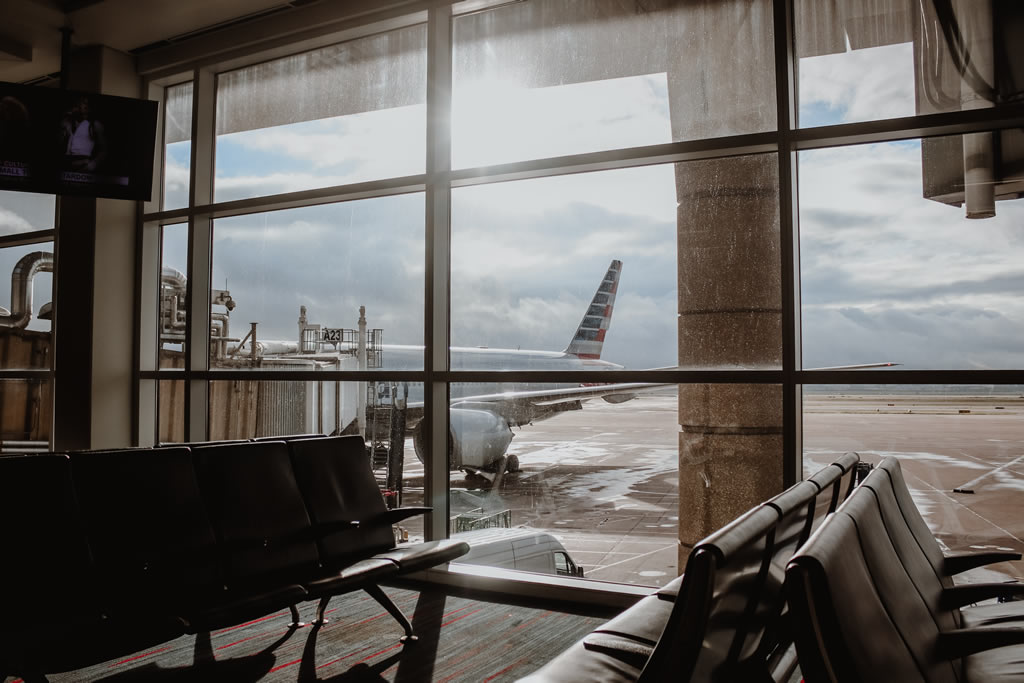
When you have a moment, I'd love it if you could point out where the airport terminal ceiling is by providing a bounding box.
[0,0,1022,594]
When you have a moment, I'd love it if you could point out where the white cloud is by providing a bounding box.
[0,207,33,235]
[799,43,916,124]
[452,74,672,168]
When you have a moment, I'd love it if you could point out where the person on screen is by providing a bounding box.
[61,96,106,172]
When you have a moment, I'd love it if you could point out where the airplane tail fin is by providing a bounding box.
[564,259,621,359]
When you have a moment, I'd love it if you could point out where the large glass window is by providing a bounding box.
[140,1,1023,595]
[800,133,1024,370]
[214,26,427,203]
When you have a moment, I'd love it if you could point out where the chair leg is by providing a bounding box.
[314,596,332,625]
[363,584,417,643]
[288,603,305,627]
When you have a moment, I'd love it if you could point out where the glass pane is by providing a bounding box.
[803,385,1024,582]
[210,194,424,370]
[0,245,53,370]
[452,0,776,168]
[158,378,184,444]
[799,134,1024,370]
[159,223,187,368]
[0,378,50,451]
[214,25,426,202]
[0,189,54,234]
[449,382,682,587]
[163,82,192,211]
[795,0,1022,127]
[451,155,780,371]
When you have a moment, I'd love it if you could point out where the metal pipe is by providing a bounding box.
[357,305,367,438]
[0,251,54,329]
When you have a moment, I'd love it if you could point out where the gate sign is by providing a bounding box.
[321,328,343,343]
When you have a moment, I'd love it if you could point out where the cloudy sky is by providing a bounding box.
[2,18,1019,373]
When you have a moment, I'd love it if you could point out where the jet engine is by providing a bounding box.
[413,407,514,472]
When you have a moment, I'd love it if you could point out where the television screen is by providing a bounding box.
[0,82,158,201]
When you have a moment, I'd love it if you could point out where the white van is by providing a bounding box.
[452,527,585,577]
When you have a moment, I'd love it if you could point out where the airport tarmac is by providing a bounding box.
[394,392,1024,587]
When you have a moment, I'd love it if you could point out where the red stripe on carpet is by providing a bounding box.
[357,643,402,664]
[108,646,171,667]
[213,611,285,634]
[269,657,303,673]
[317,645,374,670]
[441,608,483,628]
[216,633,266,651]
[514,610,552,631]
[484,658,527,682]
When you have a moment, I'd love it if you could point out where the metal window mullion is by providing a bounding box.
[424,4,453,541]
[186,67,216,441]
[775,0,801,487]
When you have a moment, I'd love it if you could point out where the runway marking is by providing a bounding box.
[952,454,1024,492]
[585,543,676,574]
[907,474,1024,549]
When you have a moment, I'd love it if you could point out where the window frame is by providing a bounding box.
[135,0,1024,602]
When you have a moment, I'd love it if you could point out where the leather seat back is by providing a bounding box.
[288,435,396,560]
[860,467,960,630]
[876,458,952,588]
[687,505,780,681]
[837,489,959,682]
[194,440,320,588]
[71,447,221,608]
[787,511,925,682]
[0,454,101,630]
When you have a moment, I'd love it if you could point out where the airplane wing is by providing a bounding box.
[401,361,899,428]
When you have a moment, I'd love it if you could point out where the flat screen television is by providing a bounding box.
[0,82,158,201]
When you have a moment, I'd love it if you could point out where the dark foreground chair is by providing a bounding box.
[192,441,400,630]
[873,457,1021,582]
[521,505,781,682]
[519,454,853,683]
[287,435,470,639]
[0,455,183,678]
[861,460,1024,628]
[786,484,1024,682]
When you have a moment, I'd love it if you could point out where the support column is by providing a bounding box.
[674,156,783,560]
[53,45,142,451]
[663,0,782,563]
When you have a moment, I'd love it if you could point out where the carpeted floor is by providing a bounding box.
[7,585,610,682]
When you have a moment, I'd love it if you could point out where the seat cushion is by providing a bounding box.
[964,644,1024,681]
[960,601,1024,628]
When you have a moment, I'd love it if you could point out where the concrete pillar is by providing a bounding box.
[53,45,141,451]
[674,156,783,561]
[663,0,783,563]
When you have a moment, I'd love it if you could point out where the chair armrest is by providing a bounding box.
[940,582,1024,609]
[362,507,433,527]
[935,626,1024,659]
[944,550,1022,576]
[313,520,359,536]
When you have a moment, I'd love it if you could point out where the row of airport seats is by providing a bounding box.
[786,457,1024,682]
[519,452,863,682]
[0,434,469,680]
[521,453,1022,682]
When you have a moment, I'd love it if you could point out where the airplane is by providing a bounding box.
[216,259,897,477]
[399,259,667,475]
